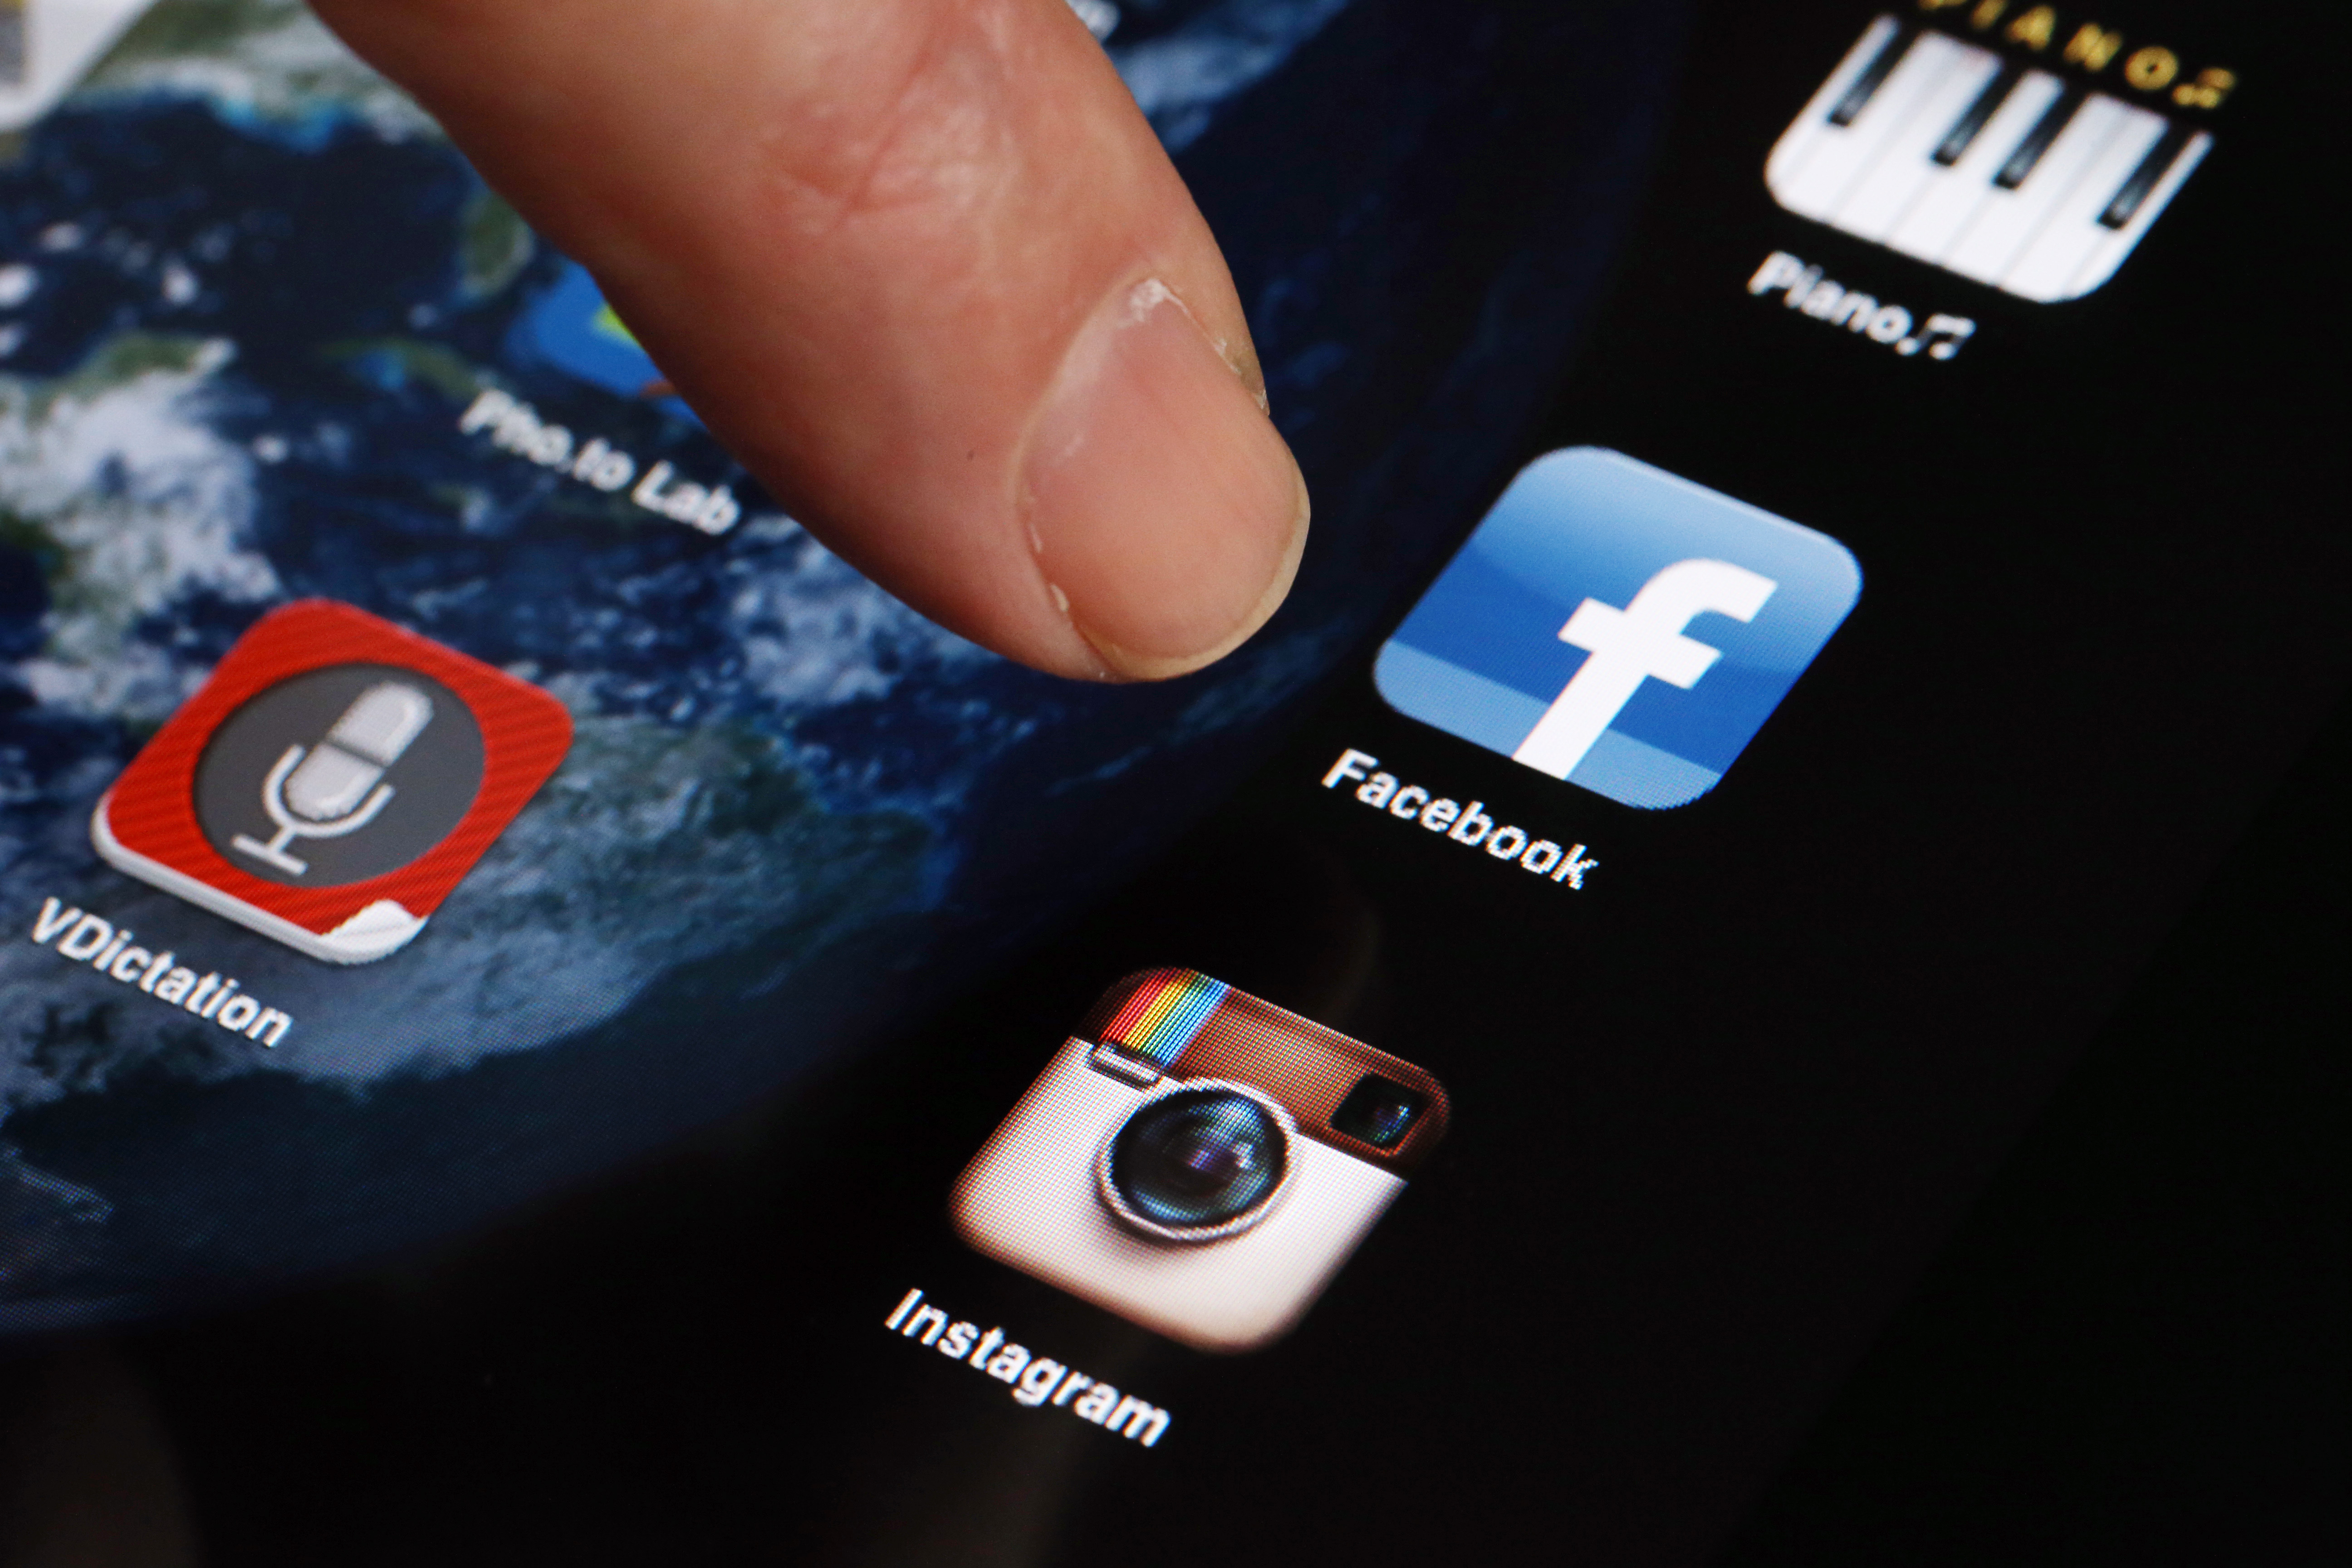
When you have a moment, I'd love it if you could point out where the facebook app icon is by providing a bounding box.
[1374,449,1860,808]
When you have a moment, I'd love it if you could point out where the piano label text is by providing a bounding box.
[1749,252,1975,363]
[1915,1,2235,112]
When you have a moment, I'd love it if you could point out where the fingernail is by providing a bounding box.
[1023,279,1309,681]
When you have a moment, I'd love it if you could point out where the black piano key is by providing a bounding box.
[1932,64,2024,166]
[1828,24,1913,127]
[1993,89,2083,190]
[2099,122,2196,228]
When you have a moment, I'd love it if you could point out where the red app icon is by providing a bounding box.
[91,600,572,964]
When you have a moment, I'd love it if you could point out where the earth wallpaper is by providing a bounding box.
[0,0,1682,1324]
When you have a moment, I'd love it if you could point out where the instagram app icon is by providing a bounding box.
[953,971,1449,1352]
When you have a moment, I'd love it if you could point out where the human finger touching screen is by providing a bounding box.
[309,0,1310,682]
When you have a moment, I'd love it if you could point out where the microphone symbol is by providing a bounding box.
[231,681,434,877]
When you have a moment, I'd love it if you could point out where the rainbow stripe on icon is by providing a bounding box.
[1095,970,1230,1066]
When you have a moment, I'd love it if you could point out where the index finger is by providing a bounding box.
[311,0,1311,681]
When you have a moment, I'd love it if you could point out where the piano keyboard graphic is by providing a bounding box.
[1767,15,2211,303]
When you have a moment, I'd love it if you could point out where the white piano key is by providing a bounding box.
[1999,103,2171,301]
[2061,129,2211,299]
[1943,94,2128,288]
[1772,32,1979,221]
[1829,35,2005,241]
[1882,71,2065,264]
[1765,15,1903,212]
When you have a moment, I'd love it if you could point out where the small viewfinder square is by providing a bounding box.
[1332,1075,1427,1149]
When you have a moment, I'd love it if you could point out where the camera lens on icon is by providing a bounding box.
[1100,1085,1292,1241]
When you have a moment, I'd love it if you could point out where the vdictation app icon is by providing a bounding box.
[93,600,572,963]
[955,970,1449,1353]
[1375,448,1860,808]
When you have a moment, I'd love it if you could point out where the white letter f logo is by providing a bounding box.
[1510,558,1777,781]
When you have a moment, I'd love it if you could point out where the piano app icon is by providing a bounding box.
[1768,15,2211,302]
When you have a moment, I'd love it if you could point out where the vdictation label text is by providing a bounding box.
[28,897,292,1046]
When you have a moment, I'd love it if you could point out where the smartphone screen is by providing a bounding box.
[0,0,2334,1561]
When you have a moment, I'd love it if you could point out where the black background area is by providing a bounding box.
[193,663,483,888]
[15,685,2336,1568]
[1715,695,2348,1565]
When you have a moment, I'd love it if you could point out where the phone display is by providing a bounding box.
[0,0,2335,1562]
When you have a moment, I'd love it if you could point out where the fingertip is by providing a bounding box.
[1023,279,1310,682]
